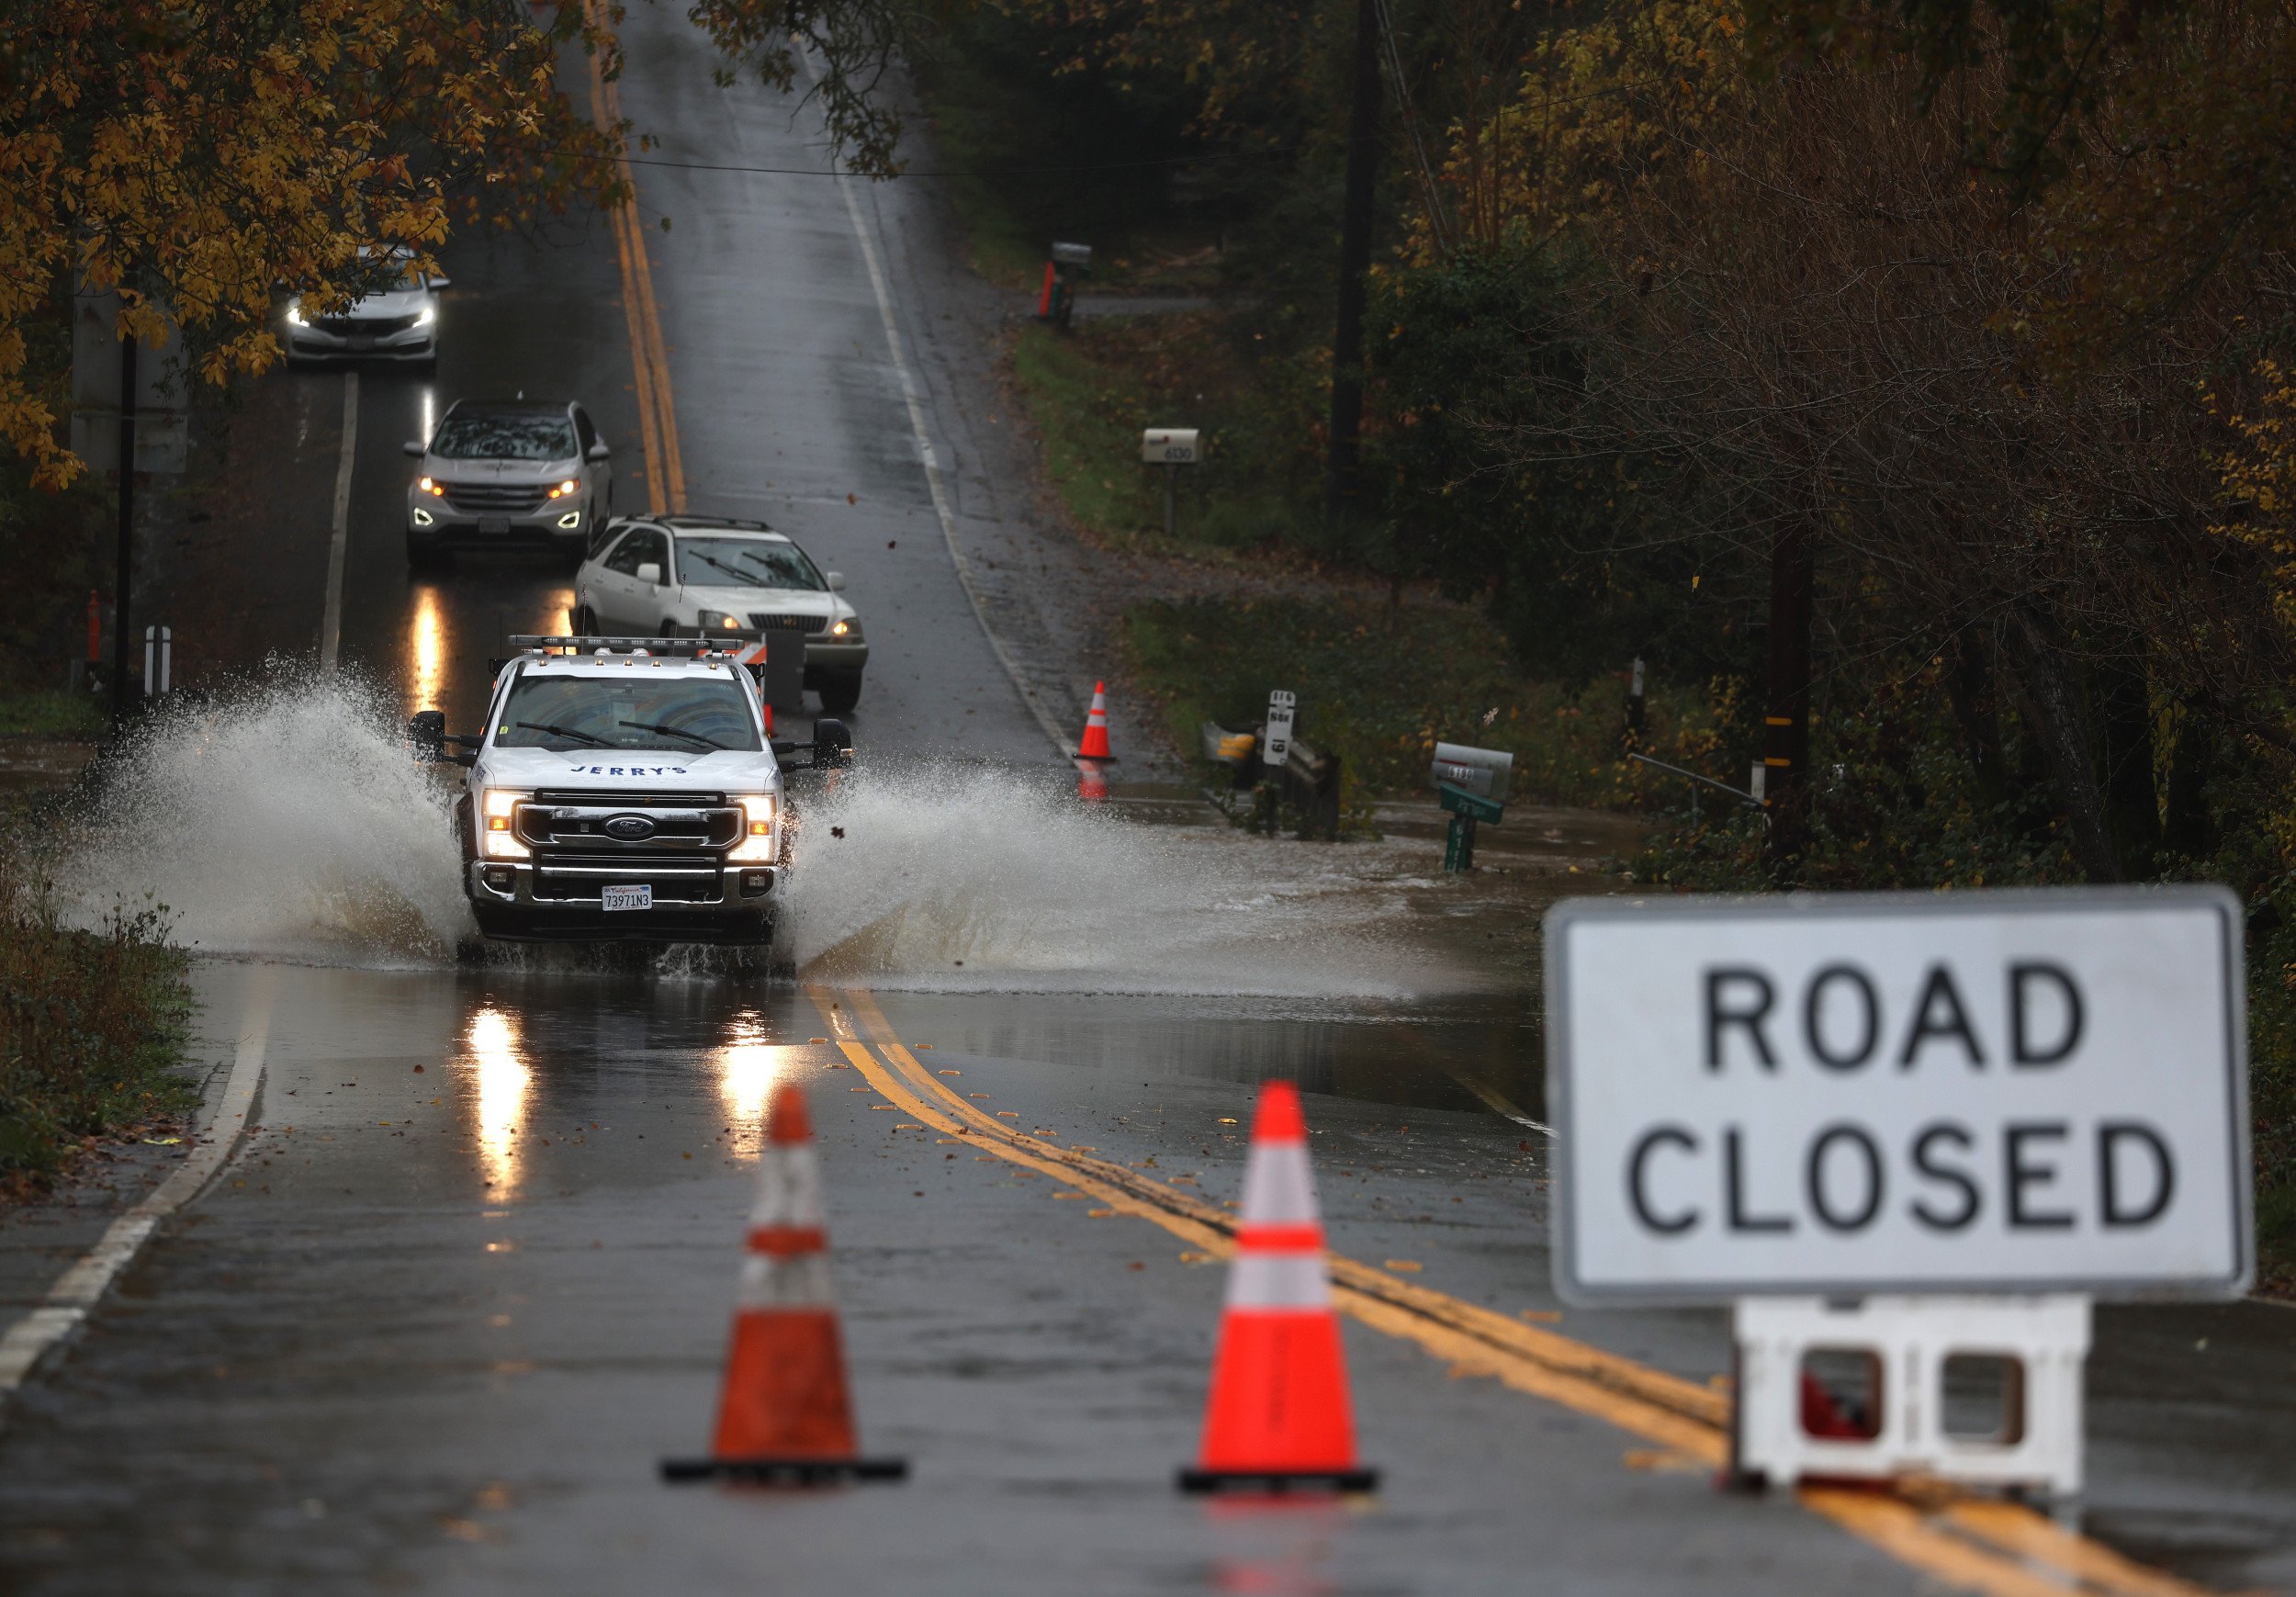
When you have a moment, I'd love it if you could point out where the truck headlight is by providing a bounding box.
[482,788,531,858]
[730,793,775,861]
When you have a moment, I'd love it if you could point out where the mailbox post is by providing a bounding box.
[1431,741,1513,872]
[1040,241,1092,331]
[1142,427,1199,538]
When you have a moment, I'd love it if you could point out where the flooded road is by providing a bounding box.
[2,4,2290,1591]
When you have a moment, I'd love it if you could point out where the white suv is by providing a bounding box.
[403,399,613,568]
[410,637,851,944]
[572,515,869,713]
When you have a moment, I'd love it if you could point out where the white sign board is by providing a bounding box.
[1545,888,2251,1303]
[1263,690,1296,768]
[1142,427,1199,466]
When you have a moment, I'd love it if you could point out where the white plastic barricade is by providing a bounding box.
[1733,1293,2091,1497]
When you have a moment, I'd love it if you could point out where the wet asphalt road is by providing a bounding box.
[5,9,2295,1593]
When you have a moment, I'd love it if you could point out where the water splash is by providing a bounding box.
[782,762,1469,997]
[51,672,469,962]
[34,687,1495,995]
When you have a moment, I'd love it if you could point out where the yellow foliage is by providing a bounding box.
[0,0,625,488]
[2211,360,2296,632]
[1416,0,1750,260]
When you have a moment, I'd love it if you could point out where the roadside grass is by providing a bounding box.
[1011,315,1321,554]
[0,855,197,1190]
[0,689,105,738]
[1124,594,1726,805]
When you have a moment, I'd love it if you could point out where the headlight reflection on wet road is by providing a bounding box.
[715,1010,791,1155]
[409,585,446,718]
[465,1007,530,1198]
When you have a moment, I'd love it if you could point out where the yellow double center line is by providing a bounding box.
[812,983,2217,1597]
[584,6,686,515]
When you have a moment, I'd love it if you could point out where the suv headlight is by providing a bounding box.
[829,617,858,637]
[730,793,776,861]
[482,788,532,858]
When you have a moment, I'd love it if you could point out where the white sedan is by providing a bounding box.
[571,515,868,713]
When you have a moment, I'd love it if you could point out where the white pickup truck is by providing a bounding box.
[408,635,850,944]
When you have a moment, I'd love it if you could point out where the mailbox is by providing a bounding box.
[1430,742,1514,804]
[1142,428,1199,465]
[1052,242,1093,268]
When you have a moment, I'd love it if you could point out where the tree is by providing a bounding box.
[0,0,626,488]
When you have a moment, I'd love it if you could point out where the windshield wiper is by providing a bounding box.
[685,551,757,587]
[619,720,727,749]
[515,720,609,748]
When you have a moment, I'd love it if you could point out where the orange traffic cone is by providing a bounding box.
[661,1085,906,1485]
[1078,680,1115,760]
[1179,1080,1379,1494]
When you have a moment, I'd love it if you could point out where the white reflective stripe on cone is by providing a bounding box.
[748,1145,825,1230]
[736,1252,835,1310]
[1225,1252,1331,1310]
[1238,1144,1319,1224]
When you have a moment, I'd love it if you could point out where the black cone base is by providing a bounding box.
[661,1455,908,1485]
[1177,1465,1380,1494]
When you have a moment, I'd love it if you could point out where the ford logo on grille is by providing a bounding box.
[602,815,657,841]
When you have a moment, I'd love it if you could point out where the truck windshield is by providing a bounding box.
[675,536,827,590]
[494,673,761,753]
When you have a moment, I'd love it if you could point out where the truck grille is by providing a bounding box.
[515,799,740,853]
[748,613,828,634]
[443,482,551,515]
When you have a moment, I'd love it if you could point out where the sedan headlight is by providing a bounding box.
[286,301,308,327]
[415,304,436,327]
[481,788,531,858]
[730,793,776,861]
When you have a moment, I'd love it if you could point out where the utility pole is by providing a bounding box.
[111,336,137,724]
[1323,0,1382,534]
[1761,523,1814,868]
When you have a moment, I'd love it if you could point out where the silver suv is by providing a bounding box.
[403,399,613,568]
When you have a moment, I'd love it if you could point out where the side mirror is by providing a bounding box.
[636,561,663,587]
[402,441,425,457]
[407,710,446,763]
[825,571,846,591]
[425,270,452,289]
[813,716,853,766]
[586,442,611,463]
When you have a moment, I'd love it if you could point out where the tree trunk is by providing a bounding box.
[2095,651,2161,878]
[1761,523,1815,870]
[1322,0,1382,536]
[1944,630,2009,810]
[2008,610,2122,883]
[2161,711,2214,860]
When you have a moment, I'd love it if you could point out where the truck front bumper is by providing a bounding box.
[467,858,779,942]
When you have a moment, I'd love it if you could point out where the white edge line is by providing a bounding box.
[0,967,276,1405]
[318,370,359,675]
[807,72,1078,763]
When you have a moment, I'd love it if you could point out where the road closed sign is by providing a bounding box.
[1544,888,2251,1303]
